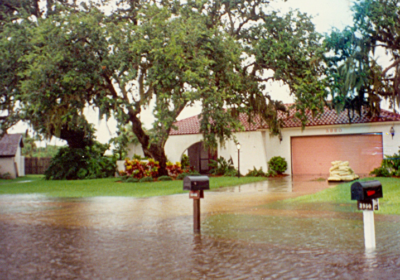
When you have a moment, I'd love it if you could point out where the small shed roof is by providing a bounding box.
[0,134,24,157]
[170,105,400,136]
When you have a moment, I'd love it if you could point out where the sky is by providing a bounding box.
[8,0,355,146]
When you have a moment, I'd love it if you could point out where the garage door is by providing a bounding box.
[291,133,383,176]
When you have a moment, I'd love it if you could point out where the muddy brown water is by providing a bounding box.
[1,177,400,279]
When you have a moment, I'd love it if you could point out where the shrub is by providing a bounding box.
[0,172,12,179]
[177,173,189,180]
[224,169,239,177]
[177,171,201,180]
[268,156,287,174]
[209,156,236,175]
[166,161,183,177]
[181,154,190,168]
[45,142,116,180]
[124,158,159,179]
[266,170,277,177]
[126,178,139,183]
[139,176,153,183]
[177,173,188,180]
[158,175,172,181]
[394,170,400,177]
[133,154,146,160]
[383,153,400,172]
[246,166,266,177]
[370,166,391,177]
[369,150,400,177]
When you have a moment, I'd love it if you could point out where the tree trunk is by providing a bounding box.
[143,144,168,176]
[128,115,168,176]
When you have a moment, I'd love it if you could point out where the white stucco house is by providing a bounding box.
[126,105,400,177]
[0,134,25,178]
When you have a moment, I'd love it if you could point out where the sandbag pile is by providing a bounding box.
[327,161,359,182]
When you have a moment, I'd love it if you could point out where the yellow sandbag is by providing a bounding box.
[328,176,342,181]
[329,166,339,172]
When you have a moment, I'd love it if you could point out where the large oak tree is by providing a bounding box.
[5,0,326,175]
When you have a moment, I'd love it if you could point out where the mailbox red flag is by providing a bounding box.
[367,190,376,197]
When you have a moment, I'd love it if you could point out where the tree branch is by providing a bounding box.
[382,58,400,76]
[254,76,275,82]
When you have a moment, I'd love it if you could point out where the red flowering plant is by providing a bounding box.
[166,161,183,178]
[147,158,160,178]
[124,158,160,179]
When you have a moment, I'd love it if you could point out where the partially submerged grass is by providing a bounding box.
[0,175,267,198]
[310,177,326,182]
[285,177,400,215]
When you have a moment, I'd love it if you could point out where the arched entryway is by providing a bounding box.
[184,142,217,174]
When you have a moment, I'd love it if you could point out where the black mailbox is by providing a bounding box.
[351,180,383,201]
[183,176,210,191]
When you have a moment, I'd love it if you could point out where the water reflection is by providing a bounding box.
[0,177,400,279]
[215,175,339,194]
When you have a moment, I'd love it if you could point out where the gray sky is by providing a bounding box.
[9,0,354,145]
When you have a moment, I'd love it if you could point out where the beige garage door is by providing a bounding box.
[291,133,383,176]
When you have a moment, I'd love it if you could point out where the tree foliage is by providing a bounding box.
[21,131,37,158]
[353,0,400,108]
[109,124,138,160]
[3,0,326,175]
[0,0,85,134]
[22,130,63,158]
[44,141,115,180]
[324,0,400,116]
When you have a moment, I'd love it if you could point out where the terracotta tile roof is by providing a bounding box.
[170,105,400,136]
[0,134,23,157]
[238,113,263,131]
[170,115,202,135]
[277,105,400,128]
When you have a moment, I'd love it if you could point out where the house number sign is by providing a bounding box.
[326,128,343,133]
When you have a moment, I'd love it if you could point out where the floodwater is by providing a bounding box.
[1,177,400,279]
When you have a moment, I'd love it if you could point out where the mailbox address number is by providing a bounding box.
[358,199,379,211]
[189,190,204,199]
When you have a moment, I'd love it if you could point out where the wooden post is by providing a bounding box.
[189,190,204,233]
[193,198,200,233]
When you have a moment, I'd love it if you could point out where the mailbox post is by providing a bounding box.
[351,180,383,249]
[183,176,210,233]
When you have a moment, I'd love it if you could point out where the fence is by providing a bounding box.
[25,157,52,174]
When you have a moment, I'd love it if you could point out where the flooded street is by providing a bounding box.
[1,177,400,279]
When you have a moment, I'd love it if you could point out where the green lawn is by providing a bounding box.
[0,175,267,198]
[287,177,400,215]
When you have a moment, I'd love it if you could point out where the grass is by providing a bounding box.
[0,175,267,198]
[285,177,400,215]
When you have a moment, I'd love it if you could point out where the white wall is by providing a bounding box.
[219,131,269,175]
[165,134,203,163]
[17,156,25,176]
[165,131,270,175]
[15,145,25,176]
[0,145,25,178]
[125,134,204,164]
[126,143,145,159]
[0,157,17,178]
